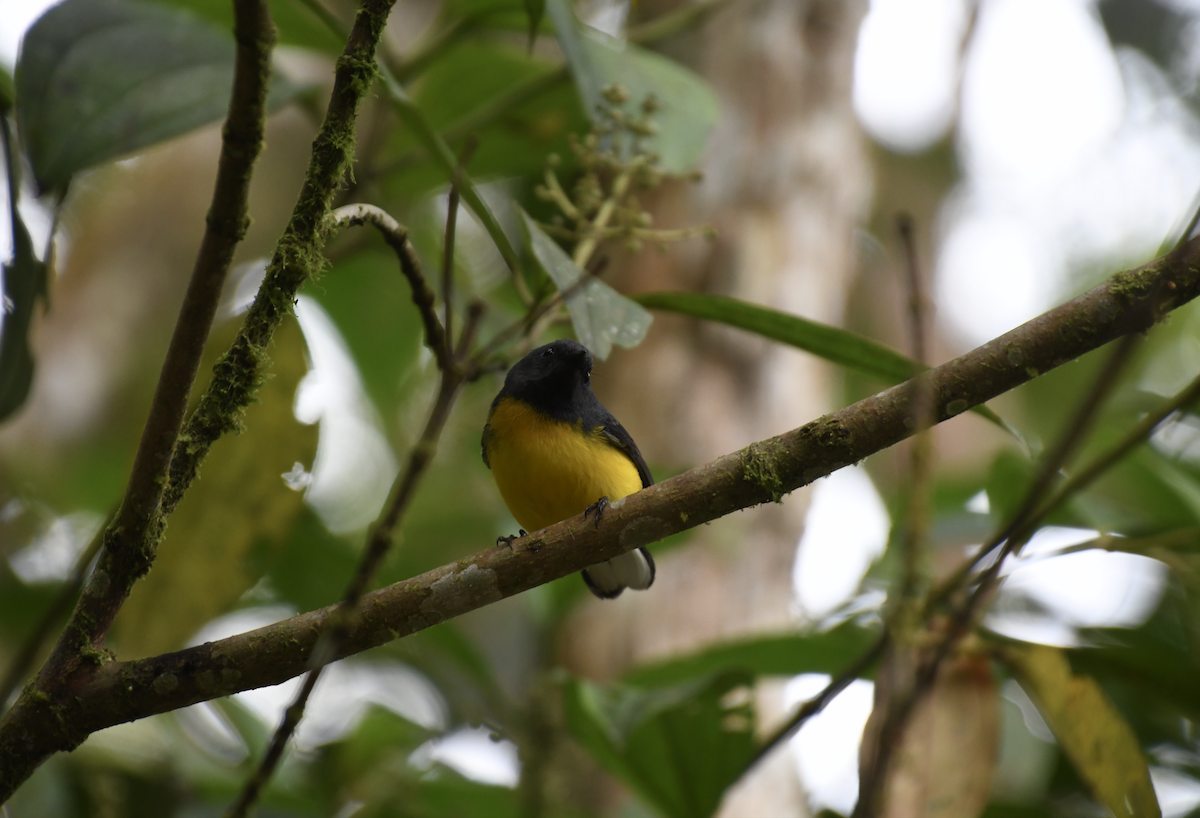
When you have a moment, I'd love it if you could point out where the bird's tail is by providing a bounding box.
[582,547,656,599]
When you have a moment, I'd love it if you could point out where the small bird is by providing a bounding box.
[482,339,656,598]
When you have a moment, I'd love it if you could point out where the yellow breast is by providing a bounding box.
[484,397,643,534]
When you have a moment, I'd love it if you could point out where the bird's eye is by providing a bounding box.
[584,371,591,383]
[542,348,555,357]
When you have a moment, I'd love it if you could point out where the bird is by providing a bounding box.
[481,338,656,598]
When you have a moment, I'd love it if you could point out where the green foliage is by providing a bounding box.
[624,621,877,687]
[546,0,717,173]
[14,0,297,193]
[564,671,757,818]
[1001,644,1161,818]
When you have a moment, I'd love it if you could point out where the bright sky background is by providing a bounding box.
[7,0,1200,814]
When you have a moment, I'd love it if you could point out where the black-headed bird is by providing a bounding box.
[482,339,656,598]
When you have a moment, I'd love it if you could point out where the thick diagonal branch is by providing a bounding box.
[1,238,1197,799]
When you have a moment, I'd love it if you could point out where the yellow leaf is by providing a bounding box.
[1002,643,1161,818]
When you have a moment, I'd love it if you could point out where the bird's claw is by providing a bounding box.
[584,497,610,529]
[497,529,527,549]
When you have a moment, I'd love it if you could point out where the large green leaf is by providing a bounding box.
[1001,643,1161,818]
[16,0,297,193]
[636,291,1021,438]
[563,671,757,818]
[546,0,718,173]
[520,209,652,360]
[145,0,346,54]
[624,620,877,687]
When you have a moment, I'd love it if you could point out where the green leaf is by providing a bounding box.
[0,117,47,422]
[1001,643,1161,818]
[523,0,544,51]
[382,70,526,281]
[545,0,718,173]
[210,696,272,759]
[563,671,757,818]
[145,0,347,55]
[635,291,1023,440]
[520,210,652,360]
[624,621,877,687]
[639,291,915,381]
[15,0,298,193]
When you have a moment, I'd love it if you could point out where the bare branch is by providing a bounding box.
[325,204,451,371]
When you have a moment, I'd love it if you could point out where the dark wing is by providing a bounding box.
[481,423,491,468]
[599,415,653,489]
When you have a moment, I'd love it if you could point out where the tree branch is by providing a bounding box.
[36,0,278,684]
[1,239,1198,799]
[0,0,396,800]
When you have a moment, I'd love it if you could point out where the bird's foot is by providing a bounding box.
[497,529,527,549]
[584,497,610,529]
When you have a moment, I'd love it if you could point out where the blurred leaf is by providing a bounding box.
[563,670,757,818]
[624,620,877,687]
[640,291,914,379]
[0,66,13,112]
[637,291,1022,440]
[15,0,298,193]
[380,40,583,198]
[360,774,523,818]
[145,0,347,54]
[0,116,47,422]
[546,0,718,173]
[1069,581,1200,722]
[333,704,438,780]
[263,504,357,613]
[383,75,525,280]
[523,0,544,51]
[520,209,652,360]
[111,320,317,658]
[985,450,1038,526]
[1001,643,1161,818]
[211,696,271,759]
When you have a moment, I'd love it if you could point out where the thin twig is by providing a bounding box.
[743,632,888,773]
[326,204,452,373]
[897,214,933,602]
[225,207,466,818]
[442,137,479,349]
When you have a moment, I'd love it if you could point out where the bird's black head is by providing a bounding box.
[501,339,595,420]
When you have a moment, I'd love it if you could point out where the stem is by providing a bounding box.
[896,214,933,603]
[572,167,634,269]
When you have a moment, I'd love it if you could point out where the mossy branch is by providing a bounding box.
[0,0,396,800]
[2,237,1198,799]
[35,0,279,684]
